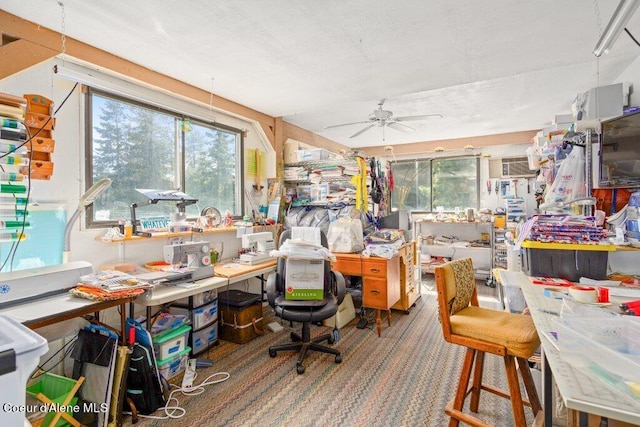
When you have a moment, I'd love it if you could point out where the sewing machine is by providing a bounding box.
[0,261,94,308]
[240,232,275,265]
[163,241,215,281]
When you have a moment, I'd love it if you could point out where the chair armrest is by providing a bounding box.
[331,270,346,306]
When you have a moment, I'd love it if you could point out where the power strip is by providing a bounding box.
[182,358,197,390]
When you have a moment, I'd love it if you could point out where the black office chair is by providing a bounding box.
[266,229,346,374]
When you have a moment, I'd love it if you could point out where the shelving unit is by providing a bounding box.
[391,241,420,314]
[414,220,493,280]
[493,227,508,270]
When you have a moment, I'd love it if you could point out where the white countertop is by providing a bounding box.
[135,275,228,306]
[507,271,640,425]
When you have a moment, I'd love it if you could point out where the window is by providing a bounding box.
[391,156,479,212]
[85,88,243,227]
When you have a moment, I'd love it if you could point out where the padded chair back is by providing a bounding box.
[274,229,333,298]
[435,257,479,342]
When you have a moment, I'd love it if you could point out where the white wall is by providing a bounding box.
[0,58,275,272]
[617,55,640,107]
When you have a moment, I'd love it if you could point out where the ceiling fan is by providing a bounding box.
[324,99,442,138]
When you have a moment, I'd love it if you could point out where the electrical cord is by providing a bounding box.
[625,28,640,48]
[123,370,230,420]
[0,83,79,271]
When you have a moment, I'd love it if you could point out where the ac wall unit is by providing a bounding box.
[489,157,535,178]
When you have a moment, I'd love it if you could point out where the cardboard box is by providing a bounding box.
[285,258,325,300]
[283,139,314,164]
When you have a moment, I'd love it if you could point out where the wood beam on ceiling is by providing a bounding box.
[282,121,350,154]
[361,130,539,157]
[0,10,276,140]
[0,38,58,80]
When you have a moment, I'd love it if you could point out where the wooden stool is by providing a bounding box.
[435,258,541,427]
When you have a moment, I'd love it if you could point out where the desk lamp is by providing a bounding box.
[63,178,112,263]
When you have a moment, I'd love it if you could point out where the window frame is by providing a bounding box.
[84,87,244,229]
[391,155,480,213]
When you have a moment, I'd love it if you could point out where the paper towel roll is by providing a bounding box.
[568,285,598,303]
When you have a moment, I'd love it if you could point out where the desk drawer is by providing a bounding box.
[362,259,387,278]
[363,277,388,309]
[332,257,362,276]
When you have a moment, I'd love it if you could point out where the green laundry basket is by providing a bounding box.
[26,372,80,427]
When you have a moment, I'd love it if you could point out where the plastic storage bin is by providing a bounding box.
[175,289,217,307]
[521,241,613,282]
[152,324,191,360]
[150,313,189,336]
[191,322,218,355]
[156,346,191,380]
[497,270,527,313]
[170,300,218,329]
[0,315,49,427]
[555,317,640,408]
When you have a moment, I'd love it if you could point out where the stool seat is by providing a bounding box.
[450,306,540,359]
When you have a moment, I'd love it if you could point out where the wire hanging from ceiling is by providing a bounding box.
[57,2,67,65]
[209,77,216,123]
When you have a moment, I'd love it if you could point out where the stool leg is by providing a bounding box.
[517,357,542,415]
[448,348,476,427]
[470,351,485,412]
[504,355,526,427]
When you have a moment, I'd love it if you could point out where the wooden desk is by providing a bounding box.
[332,251,402,337]
[0,293,133,343]
[505,271,640,427]
[214,259,277,300]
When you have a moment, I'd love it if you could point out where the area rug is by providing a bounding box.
[127,294,535,426]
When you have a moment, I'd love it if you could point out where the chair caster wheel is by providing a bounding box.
[269,349,277,358]
[327,336,335,345]
[335,355,342,364]
[296,364,305,374]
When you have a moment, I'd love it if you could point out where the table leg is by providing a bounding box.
[543,350,552,427]
[386,309,392,327]
[376,309,382,337]
[146,306,152,331]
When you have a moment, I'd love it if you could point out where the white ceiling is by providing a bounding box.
[3,1,640,148]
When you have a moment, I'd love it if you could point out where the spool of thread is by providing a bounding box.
[568,285,598,303]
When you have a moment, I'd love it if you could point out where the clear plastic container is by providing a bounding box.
[554,317,640,408]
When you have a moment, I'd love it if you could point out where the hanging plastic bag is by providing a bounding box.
[543,147,585,209]
[327,216,364,253]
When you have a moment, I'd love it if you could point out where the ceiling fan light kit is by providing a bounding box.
[325,99,442,139]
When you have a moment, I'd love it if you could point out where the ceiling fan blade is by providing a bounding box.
[324,120,371,130]
[349,124,375,138]
[387,122,415,133]
[394,113,443,122]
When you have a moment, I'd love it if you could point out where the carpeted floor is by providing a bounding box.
[125,282,535,427]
